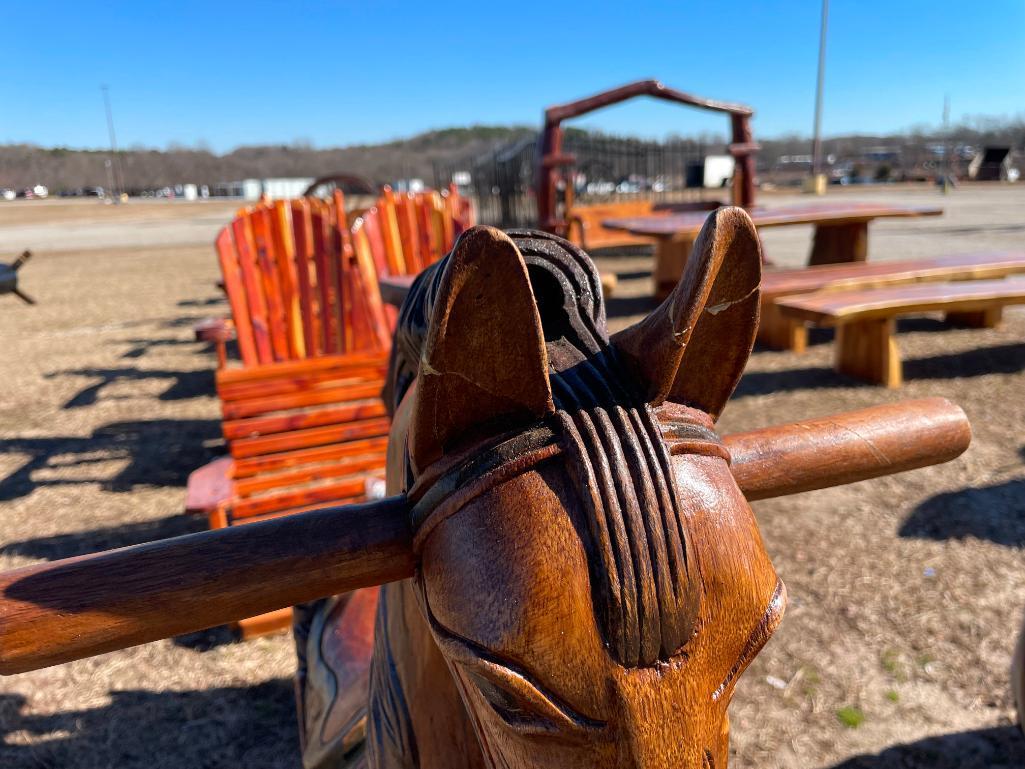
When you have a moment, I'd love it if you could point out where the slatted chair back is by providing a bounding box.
[362,185,473,279]
[214,195,390,369]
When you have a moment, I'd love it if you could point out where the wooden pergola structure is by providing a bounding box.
[535,79,759,236]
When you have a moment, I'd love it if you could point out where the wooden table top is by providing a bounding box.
[603,201,943,238]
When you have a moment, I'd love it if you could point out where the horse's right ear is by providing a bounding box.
[611,207,761,420]
[410,226,555,471]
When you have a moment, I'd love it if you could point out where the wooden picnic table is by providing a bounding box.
[603,201,943,298]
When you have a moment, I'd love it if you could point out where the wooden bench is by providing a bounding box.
[759,252,1025,352]
[776,279,1025,387]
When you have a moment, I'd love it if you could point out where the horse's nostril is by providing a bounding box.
[703,748,715,769]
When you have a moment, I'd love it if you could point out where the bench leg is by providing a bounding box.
[654,236,695,300]
[757,302,808,353]
[809,222,868,266]
[835,318,902,388]
[945,307,1003,328]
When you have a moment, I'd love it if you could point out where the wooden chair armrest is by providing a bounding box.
[194,317,235,343]
[185,456,234,516]
[194,317,235,368]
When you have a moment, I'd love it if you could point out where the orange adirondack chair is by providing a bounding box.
[187,187,471,636]
[188,194,389,635]
[355,184,472,326]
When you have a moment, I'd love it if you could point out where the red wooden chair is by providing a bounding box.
[187,187,472,634]
[352,184,472,327]
[189,193,391,636]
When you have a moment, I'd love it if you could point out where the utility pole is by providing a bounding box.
[101,85,126,201]
[942,94,951,195]
[809,0,829,193]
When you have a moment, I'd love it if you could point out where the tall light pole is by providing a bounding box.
[101,85,126,200]
[811,0,829,184]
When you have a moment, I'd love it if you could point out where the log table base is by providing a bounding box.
[653,236,696,300]
[808,221,868,265]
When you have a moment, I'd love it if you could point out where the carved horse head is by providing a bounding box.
[369,212,783,768]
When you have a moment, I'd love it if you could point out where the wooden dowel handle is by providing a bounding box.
[0,497,414,675]
[725,397,970,501]
[0,398,970,675]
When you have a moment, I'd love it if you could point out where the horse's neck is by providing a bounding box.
[366,391,485,769]
[367,581,485,769]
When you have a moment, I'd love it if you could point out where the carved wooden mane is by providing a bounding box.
[394,229,705,668]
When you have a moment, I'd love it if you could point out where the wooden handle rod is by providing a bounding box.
[0,496,414,674]
[0,398,969,674]
[726,397,970,501]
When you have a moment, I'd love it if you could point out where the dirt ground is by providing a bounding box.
[1,189,1024,768]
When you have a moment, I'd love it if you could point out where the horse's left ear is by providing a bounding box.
[611,207,761,420]
[410,226,555,471]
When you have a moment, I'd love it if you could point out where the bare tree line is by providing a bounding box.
[0,118,1021,193]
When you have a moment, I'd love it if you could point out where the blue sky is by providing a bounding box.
[2,1,1022,152]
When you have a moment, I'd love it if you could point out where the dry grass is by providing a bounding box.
[1,191,1024,768]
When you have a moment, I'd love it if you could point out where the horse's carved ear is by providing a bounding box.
[410,226,554,470]
[611,207,761,420]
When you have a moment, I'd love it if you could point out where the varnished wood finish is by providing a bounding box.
[194,188,471,633]
[775,278,1025,324]
[808,221,868,265]
[0,497,414,675]
[605,203,944,238]
[758,251,1025,351]
[945,307,1003,328]
[567,200,661,251]
[836,318,902,387]
[0,394,971,676]
[725,398,970,500]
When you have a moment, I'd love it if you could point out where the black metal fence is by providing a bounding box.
[435,131,727,229]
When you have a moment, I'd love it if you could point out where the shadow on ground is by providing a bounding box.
[47,366,214,408]
[900,477,1025,546]
[736,341,1025,397]
[1,514,206,560]
[118,337,210,359]
[0,681,300,769]
[0,418,220,501]
[827,724,1025,769]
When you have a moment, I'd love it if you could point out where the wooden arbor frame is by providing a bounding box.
[536,79,758,236]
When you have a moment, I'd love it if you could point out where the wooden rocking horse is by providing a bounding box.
[0,210,972,768]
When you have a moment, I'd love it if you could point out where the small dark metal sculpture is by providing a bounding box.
[1,250,34,304]
[0,212,971,768]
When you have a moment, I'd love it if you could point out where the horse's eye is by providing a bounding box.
[419,582,606,739]
[455,660,605,741]
[466,670,556,732]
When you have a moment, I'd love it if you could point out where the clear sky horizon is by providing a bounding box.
[3,1,1022,153]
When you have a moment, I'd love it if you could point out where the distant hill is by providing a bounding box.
[0,119,1021,193]
[0,126,537,193]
